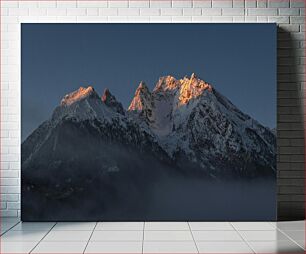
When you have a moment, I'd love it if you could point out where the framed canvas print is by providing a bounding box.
[21,24,276,221]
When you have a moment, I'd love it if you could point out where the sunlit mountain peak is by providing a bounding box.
[128,81,152,112]
[60,86,99,106]
[179,73,213,105]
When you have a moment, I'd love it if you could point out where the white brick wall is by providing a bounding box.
[0,0,305,218]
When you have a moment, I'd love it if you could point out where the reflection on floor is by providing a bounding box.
[0,218,304,253]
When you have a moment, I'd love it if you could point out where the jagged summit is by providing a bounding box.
[153,73,212,95]
[101,88,111,101]
[128,81,153,112]
[61,86,99,106]
[153,75,180,92]
[127,73,215,130]
[102,88,125,115]
[60,73,212,110]
[136,81,150,93]
[128,73,213,114]
[179,73,212,105]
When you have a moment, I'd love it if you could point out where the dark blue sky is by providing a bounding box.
[22,23,276,141]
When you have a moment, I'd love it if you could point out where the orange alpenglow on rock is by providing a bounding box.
[60,86,98,106]
[153,75,180,92]
[178,73,212,105]
[128,81,152,112]
[101,88,111,102]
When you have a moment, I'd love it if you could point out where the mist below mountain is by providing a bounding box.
[22,73,276,221]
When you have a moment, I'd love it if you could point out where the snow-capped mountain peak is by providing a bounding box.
[60,86,99,106]
[101,88,125,115]
[178,73,212,105]
[128,81,152,111]
[127,74,216,138]
[153,75,180,93]
[53,86,118,124]
[137,81,149,91]
[128,81,155,123]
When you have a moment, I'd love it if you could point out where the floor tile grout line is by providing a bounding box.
[141,229,191,231]
[268,221,277,229]
[141,221,145,254]
[82,222,97,254]
[86,240,229,242]
[187,221,200,254]
[32,228,299,231]
[276,227,305,251]
[229,222,256,254]
[0,220,21,236]
[29,222,57,254]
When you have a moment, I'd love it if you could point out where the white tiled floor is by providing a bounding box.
[0,219,304,253]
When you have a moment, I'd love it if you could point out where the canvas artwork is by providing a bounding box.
[22,24,276,221]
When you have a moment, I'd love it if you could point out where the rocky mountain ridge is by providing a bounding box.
[22,73,276,178]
